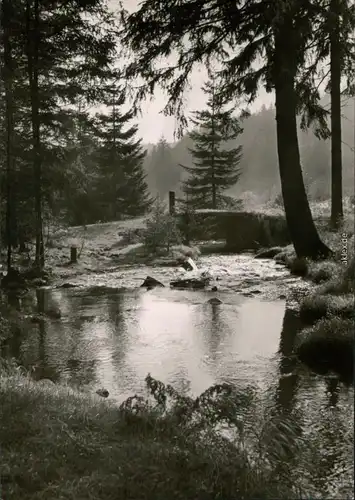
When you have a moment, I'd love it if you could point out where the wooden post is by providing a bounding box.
[70,246,77,263]
[183,211,190,246]
[169,191,175,215]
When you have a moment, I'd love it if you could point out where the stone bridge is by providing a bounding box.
[176,208,291,252]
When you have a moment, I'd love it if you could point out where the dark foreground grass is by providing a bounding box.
[0,367,309,500]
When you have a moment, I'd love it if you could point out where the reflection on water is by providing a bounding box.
[1,282,353,497]
[3,286,287,398]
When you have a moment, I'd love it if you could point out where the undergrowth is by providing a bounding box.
[0,367,327,500]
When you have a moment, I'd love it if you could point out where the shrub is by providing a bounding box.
[143,199,182,254]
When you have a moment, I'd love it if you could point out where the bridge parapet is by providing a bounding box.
[176,209,290,252]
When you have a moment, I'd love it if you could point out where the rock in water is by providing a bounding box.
[141,276,165,288]
[96,388,109,398]
[60,282,77,289]
[170,277,210,290]
[46,308,61,319]
[207,298,222,305]
[180,257,198,272]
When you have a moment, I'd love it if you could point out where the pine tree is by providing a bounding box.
[57,107,101,225]
[181,75,243,210]
[1,0,16,270]
[93,88,152,220]
[329,0,343,227]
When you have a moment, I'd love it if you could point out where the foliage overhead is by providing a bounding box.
[118,0,349,139]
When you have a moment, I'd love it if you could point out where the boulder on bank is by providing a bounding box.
[141,276,165,288]
[274,252,288,264]
[37,378,55,386]
[255,246,284,259]
[296,317,354,383]
[170,277,210,290]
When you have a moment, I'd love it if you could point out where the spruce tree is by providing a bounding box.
[181,75,243,210]
[58,108,101,225]
[93,88,152,220]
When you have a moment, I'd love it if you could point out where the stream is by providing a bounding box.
[1,253,353,498]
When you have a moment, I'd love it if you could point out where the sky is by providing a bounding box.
[111,0,274,144]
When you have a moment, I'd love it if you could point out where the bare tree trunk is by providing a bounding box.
[2,0,15,271]
[26,0,44,270]
[274,16,332,259]
[330,0,343,228]
[211,78,217,209]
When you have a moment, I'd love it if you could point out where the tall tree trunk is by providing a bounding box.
[2,0,14,271]
[26,0,44,269]
[211,79,217,209]
[274,17,332,260]
[330,0,343,228]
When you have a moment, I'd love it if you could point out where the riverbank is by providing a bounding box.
[291,218,354,382]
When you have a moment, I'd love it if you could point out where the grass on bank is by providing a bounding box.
[299,293,355,324]
[0,365,318,500]
[295,317,354,382]
[292,212,354,380]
